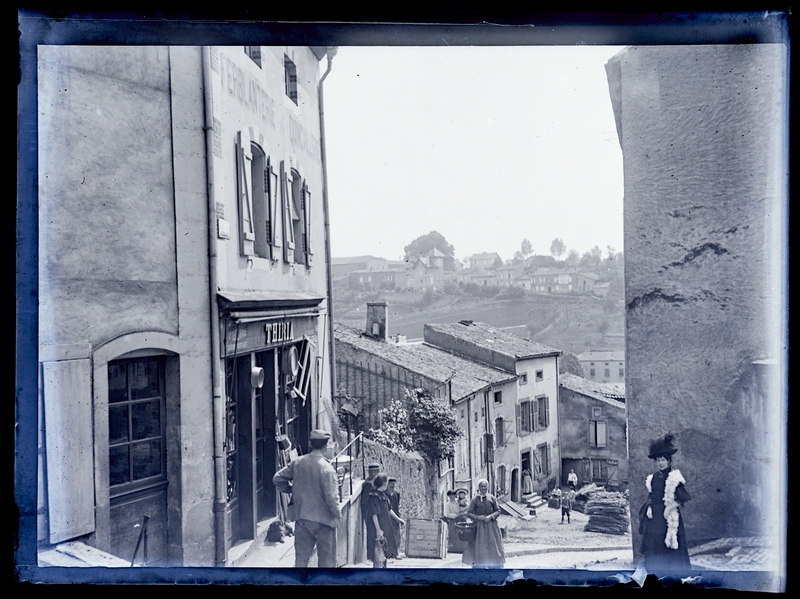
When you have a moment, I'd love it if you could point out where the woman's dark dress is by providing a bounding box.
[368,489,399,561]
[639,467,692,573]
[461,494,505,568]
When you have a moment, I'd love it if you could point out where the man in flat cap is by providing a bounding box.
[273,429,342,567]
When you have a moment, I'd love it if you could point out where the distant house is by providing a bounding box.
[576,350,625,384]
[468,252,501,270]
[470,271,497,287]
[558,373,628,492]
[332,256,390,281]
[425,321,562,498]
[495,263,525,287]
[524,255,558,269]
[593,281,611,298]
[530,268,599,294]
[347,268,401,290]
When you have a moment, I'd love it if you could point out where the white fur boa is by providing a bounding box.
[645,470,685,550]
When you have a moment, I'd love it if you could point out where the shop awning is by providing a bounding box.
[217,290,325,314]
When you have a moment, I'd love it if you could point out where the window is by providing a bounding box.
[517,400,533,434]
[244,46,262,67]
[474,411,478,423]
[535,395,549,430]
[535,443,550,479]
[461,409,465,419]
[590,368,596,377]
[519,373,528,385]
[237,132,280,260]
[619,368,624,377]
[495,417,504,447]
[590,419,608,448]
[591,407,603,418]
[592,458,608,481]
[496,465,506,495]
[494,390,502,404]
[284,55,298,104]
[604,368,610,379]
[281,163,313,266]
[108,357,166,492]
[535,370,544,382]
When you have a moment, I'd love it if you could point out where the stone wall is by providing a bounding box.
[607,45,787,555]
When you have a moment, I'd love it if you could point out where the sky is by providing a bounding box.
[323,46,625,264]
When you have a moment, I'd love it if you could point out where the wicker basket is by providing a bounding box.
[455,521,477,542]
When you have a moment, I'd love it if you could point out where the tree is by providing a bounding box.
[406,388,462,463]
[565,249,580,267]
[549,238,566,259]
[368,388,462,463]
[404,231,456,271]
[513,238,533,263]
[559,352,585,377]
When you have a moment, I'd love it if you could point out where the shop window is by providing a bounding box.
[284,55,298,104]
[244,46,262,67]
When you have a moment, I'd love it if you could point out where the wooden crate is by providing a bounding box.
[405,519,447,559]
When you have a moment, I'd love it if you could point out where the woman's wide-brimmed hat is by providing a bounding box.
[648,433,678,459]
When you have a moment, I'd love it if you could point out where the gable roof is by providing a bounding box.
[469,252,501,261]
[577,350,625,362]
[334,322,516,401]
[332,255,380,265]
[425,321,561,361]
[559,373,626,407]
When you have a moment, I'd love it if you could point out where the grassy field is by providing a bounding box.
[334,287,624,356]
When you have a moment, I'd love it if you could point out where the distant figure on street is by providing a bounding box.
[272,430,342,568]
[638,433,692,574]
[568,469,578,492]
[462,479,505,568]
[360,463,381,564]
[522,469,534,495]
[368,473,404,568]
[385,477,404,558]
[560,488,573,523]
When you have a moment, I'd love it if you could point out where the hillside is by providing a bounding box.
[333,287,624,356]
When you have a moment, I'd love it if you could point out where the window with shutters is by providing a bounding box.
[517,400,533,435]
[536,443,550,479]
[237,133,281,261]
[495,417,504,447]
[496,465,506,495]
[534,395,549,430]
[244,46,262,67]
[591,458,608,481]
[589,418,608,448]
[281,165,313,267]
[284,55,298,104]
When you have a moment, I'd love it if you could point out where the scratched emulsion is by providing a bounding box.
[606,44,786,571]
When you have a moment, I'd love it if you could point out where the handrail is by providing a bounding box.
[131,515,150,567]
[333,431,363,462]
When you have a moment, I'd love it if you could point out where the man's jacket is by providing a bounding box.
[273,453,342,528]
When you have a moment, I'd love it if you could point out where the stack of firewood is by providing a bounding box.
[571,483,604,513]
[583,491,630,535]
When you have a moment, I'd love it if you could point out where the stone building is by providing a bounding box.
[37,45,342,567]
[558,373,627,492]
[606,44,787,564]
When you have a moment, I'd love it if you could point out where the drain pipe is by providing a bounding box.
[201,46,227,568]
[318,47,338,425]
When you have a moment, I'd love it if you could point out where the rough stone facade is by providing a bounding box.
[606,45,786,558]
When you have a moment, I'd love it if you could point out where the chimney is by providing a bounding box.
[365,301,388,342]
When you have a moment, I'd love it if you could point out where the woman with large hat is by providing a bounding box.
[638,433,692,573]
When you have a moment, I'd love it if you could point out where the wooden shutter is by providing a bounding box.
[237,131,255,256]
[263,158,273,260]
[42,360,95,544]
[532,400,539,432]
[543,396,550,427]
[597,421,607,448]
[302,182,312,265]
[515,403,521,435]
[268,159,281,257]
[281,161,295,262]
[589,420,597,446]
